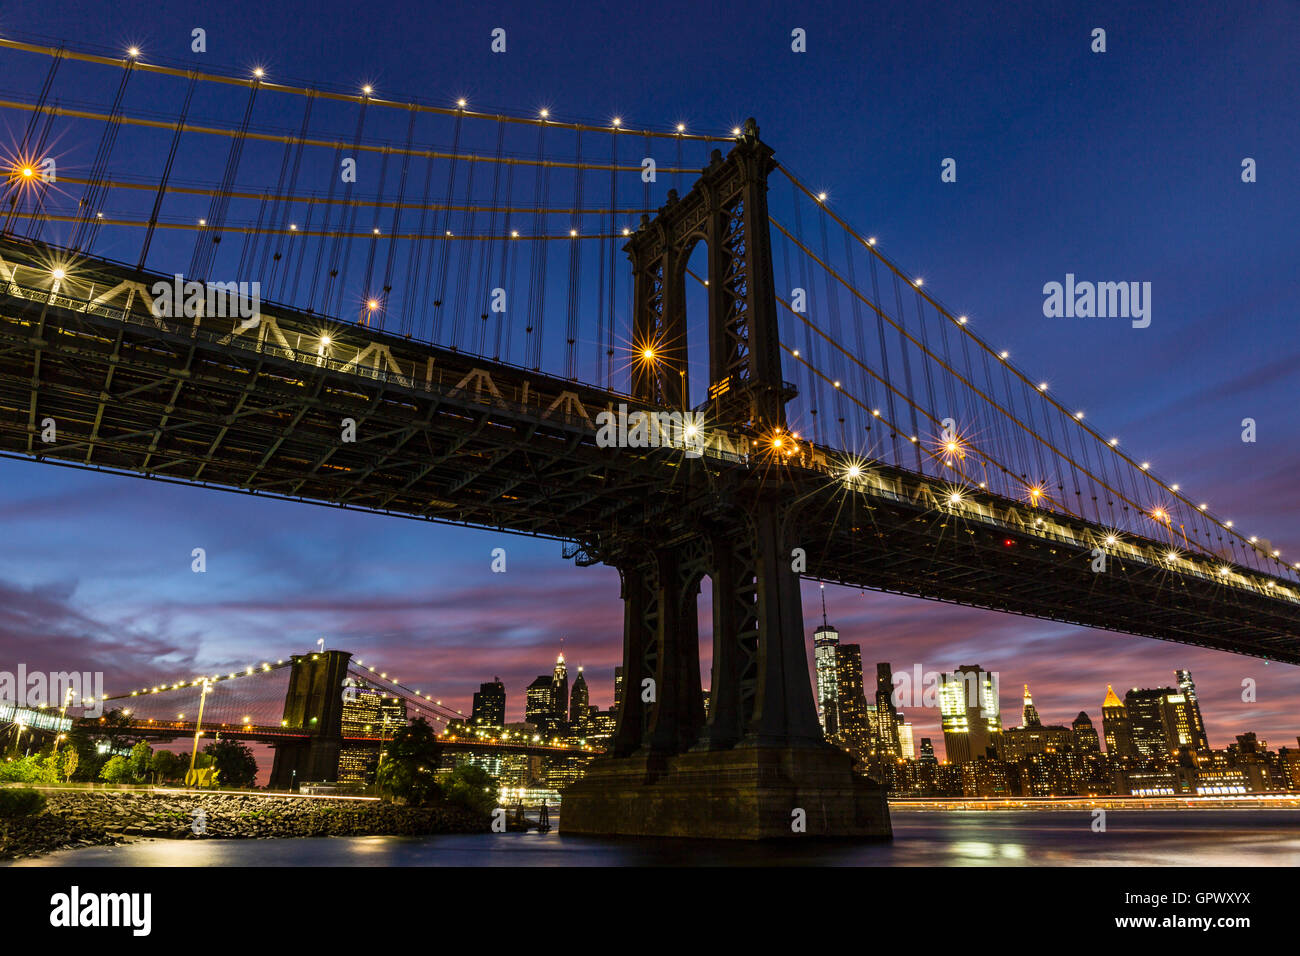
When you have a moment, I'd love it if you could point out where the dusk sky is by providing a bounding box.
[1,0,1298,758]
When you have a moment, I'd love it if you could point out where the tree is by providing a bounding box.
[100,755,131,784]
[85,709,138,753]
[61,747,79,783]
[150,749,181,784]
[441,764,498,817]
[203,739,257,788]
[128,741,153,783]
[376,717,443,806]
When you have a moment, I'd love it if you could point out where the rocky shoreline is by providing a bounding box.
[0,789,489,860]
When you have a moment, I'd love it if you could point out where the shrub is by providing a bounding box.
[441,765,499,817]
[0,755,58,785]
[0,788,46,818]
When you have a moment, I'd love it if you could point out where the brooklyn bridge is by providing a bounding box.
[1,36,1297,838]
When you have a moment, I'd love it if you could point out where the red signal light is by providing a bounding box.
[1003,538,1015,547]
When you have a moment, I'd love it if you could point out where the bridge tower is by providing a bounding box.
[269,650,351,789]
[562,121,891,839]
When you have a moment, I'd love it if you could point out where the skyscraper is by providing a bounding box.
[340,677,407,737]
[834,644,872,761]
[1021,684,1042,728]
[1125,687,1197,759]
[1163,693,1197,753]
[1101,685,1134,757]
[898,721,915,760]
[814,618,841,736]
[1072,711,1101,756]
[471,677,506,728]
[526,675,557,732]
[939,666,1002,764]
[522,652,574,735]
[570,666,589,723]
[873,663,903,759]
[338,677,407,784]
[1125,689,1170,758]
[552,652,569,723]
[1175,669,1210,750]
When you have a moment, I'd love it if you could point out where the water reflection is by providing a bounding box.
[6,810,1298,867]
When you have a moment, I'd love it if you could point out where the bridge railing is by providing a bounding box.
[3,275,755,466]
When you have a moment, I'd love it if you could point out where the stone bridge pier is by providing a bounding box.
[561,121,890,840]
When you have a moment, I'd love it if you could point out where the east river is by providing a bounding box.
[7,809,1299,866]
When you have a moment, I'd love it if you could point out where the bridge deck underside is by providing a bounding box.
[796,484,1300,663]
[0,242,673,538]
[2,241,1298,664]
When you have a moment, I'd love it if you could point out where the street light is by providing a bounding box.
[187,679,212,785]
[53,686,74,754]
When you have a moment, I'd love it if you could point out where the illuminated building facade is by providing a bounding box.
[1001,722,1076,761]
[1101,685,1133,756]
[526,675,559,733]
[872,663,903,759]
[0,702,72,734]
[338,677,408,784]
[898,721,915,760]
[340,678,407,737]
[552,653,569,723]
[524,653,575,737]
[1021,684,1041,728]
[1175,669,1210,750]
[939,665,1002,764]
[471,678,506,728]
[1125,687,1196,758]
[1072,711,1101,755]
[813,621,840,736]
[834,644,872,758]
[337,748,377,784]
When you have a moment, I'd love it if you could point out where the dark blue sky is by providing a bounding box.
[1,0,1298,756]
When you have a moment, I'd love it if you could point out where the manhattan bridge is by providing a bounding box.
[0,36,1296,837]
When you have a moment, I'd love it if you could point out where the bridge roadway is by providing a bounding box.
[2,235,1298,663]
[92,718,595,756]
